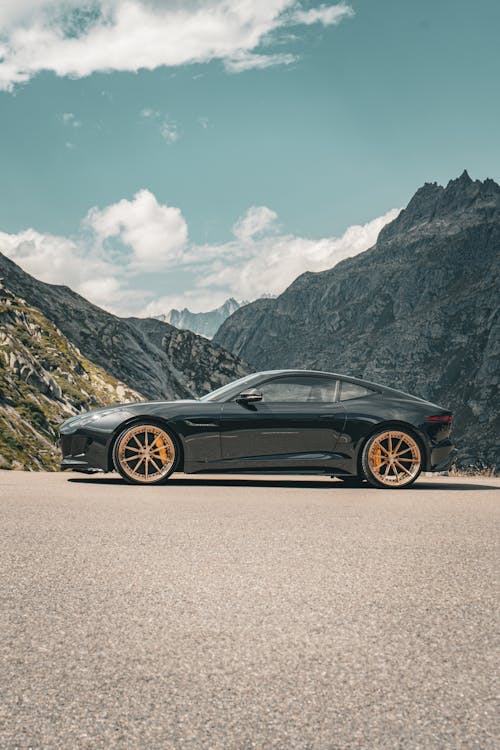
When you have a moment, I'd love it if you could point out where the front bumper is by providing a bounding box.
[60,432,110,472]
[60,458,103,473]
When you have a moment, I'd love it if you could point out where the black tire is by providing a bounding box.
[113,422,179,485]
[361,427,423,489]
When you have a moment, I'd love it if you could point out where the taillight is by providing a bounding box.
[425,414,453,423]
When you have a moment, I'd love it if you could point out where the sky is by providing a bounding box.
[0,0,499,316]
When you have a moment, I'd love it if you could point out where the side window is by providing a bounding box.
[339,381,373,401]
[259,376,339,403]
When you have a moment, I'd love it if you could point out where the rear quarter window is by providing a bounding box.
[339,382,374,401]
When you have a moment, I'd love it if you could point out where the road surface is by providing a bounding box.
[1,470,499,749]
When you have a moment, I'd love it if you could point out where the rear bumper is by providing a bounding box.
[429,439,457,472]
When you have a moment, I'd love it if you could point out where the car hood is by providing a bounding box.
[59,399,198,431]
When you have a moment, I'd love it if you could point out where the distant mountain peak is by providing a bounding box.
[443,168,477,197]
[452,168,472,184]
[156,297,246,338]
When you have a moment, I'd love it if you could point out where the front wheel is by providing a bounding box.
[361,429,422,489]
[113,423,178,485]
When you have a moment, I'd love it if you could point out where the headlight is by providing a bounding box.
[76,408,118,428]
[59,407,123,435]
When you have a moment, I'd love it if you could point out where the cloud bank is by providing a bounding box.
[0,191,399,317]
[0,1,354,90]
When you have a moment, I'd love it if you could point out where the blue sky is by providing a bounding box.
[0,1,498,316]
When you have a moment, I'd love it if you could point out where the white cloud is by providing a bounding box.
[0,228,78,282]
[140,107,158,119]
[224,51,297,74]
[77,276,127,308]
[139,202,400,314]
[141,108,180,144]
[0,225,158,315]
[194,207,401,302]
[0,227,134,310]
[160,118,179,144]
[61,112,81,127]
[292,2,354,26]
[86,189,188,270]
[0,1,354,91]
[0,1,48,26]
[233,206,278,242]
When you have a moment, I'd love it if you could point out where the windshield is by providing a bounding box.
[199,373,260,402]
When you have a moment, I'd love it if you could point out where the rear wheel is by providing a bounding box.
[362,428,422,489]
[113,423,178,485]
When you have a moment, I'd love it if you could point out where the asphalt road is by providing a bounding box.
[1,471,499,750]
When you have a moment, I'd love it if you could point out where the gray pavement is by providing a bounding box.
[0,470,499,749]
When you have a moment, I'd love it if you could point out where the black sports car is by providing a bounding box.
[59,369,456,489]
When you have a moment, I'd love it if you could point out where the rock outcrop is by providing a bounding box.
[127,317,249,396]
[0,284,142,470]
[215,172,500,468]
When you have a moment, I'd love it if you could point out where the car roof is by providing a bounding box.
[252,369,425,402]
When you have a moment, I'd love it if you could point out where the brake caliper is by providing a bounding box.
[154,436,168,464]
[372,446,382,469]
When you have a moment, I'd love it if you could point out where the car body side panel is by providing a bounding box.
[215,400,347,472]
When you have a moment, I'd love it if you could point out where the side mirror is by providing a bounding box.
[237,389,263,404]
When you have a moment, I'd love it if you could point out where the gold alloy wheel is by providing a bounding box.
[367,430,421,487]
[116,424,176,484]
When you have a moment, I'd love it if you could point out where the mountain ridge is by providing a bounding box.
[0,250,249,469]
[0,250,249,402]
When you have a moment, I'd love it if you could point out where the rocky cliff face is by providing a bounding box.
[0,251,249,402]
[128,317,249,395]
[158,297,244,338]
[0,284,142,470]
[215,172,500,468]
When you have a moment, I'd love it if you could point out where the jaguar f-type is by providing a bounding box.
[59,370,456,489]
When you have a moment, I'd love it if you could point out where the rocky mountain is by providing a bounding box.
[128,316,249,396]
[0,283,141,470]
[0,251,249,403]
[215,171,500,468]
[157,298,245,338]
[0,251,249,470]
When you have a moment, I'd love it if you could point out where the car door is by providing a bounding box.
[220,374,346,470]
